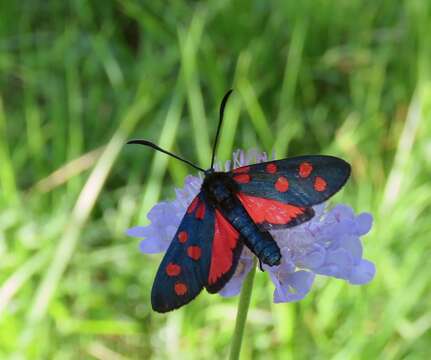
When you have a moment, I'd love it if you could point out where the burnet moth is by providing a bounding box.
[128,90,351,313]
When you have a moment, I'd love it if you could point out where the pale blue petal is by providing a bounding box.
[316,248,353,279]
[139,238,170,253]
[332,204,355,220]
[219,257,253,297]
[273,271,315,303]
[126,226,146,238]
[295,243,326,269]
[312,203,326,218]
[349,259,376,284]
[339,236,363,264]
[218,277,243,297]
[355,213,373,235]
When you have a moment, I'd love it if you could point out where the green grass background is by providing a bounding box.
[1,1,431,359]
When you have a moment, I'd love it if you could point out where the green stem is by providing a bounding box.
[229,258,257,360]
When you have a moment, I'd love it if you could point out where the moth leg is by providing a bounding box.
[258,259,264,272]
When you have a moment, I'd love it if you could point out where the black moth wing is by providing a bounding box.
[229,155,351,207]
[151,192,214,313]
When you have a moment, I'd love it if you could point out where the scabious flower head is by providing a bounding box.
[127,149,375,303]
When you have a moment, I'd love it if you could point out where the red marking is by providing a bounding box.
[178,231,188,243]
[275,176,289,192]
[266,163,277,174]
[237,193,305,225]
[299,162,313,178]
[187,246,202,260]
[174,282,188,296]
[166,262,181,276]
[233,166,250,174]
[208,210,239,285]
[195,202,206,220]
[233,174,251,184]
[187,197,200,214]
[314,176,327,192]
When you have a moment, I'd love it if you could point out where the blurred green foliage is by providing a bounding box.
[0,1,431,359]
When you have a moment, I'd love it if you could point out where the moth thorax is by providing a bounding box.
[203,173,235,203]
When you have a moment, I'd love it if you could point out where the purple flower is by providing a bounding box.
[264,203,375,302]
[127,150,375,303]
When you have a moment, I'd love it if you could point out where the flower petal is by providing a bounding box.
[295,243,326,269]
[272,270,315,303]
[125,226,146,238]
[339,235,363,264]
[315,248,353,279]
[219,258,253,297]
[348,259,376,284]
[355,213,373,235]
[139,238,170,253]
[331,204,355,220]
[312,203,326,218]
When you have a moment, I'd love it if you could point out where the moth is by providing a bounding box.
[128,90,350,312]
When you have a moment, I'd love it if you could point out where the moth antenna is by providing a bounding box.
[210,89,233,170]
[127,139,205,172]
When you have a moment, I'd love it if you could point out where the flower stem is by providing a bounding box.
[229,258,257,360]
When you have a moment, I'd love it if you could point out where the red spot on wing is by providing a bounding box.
[208,210,239,285]
[178,231,188,243]
[266,163,277,174]
[233,174,251,184]
[275,176,289,192]
[174,282,188,296]
[166,262,181,276]
[187,246,202,260]
[237,193,306,226]
[314,176,327,192]
[299,162,313,178]
[187,197,200,214]
[195,202,206,220]
[233,166,250,174]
